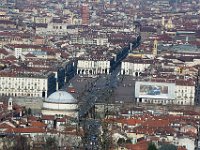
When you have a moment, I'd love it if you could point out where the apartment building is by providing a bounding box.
[0,71,56,98]
[121,57,153,76]
[135,78,196,105]
[77,57,112,75]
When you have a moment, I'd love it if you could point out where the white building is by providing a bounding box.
[35,20,72,36]
[70,34,109,46]
[42,90,78,118]
[32,15,51,24]
[3,44,60,59]
[77,57,112,75]
[175,80,195,105]
[121,57,153,76]
[135,79,196,105]
[0,72,56,98]
[174,136,195,150]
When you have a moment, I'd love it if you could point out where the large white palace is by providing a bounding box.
[0,72,56,98]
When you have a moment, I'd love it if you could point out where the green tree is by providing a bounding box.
[101,122,110,149]
[148,142,158,150]
[159,144,177,150]
[12,136,30,150]
[45,137,58,150]
[117,138,126,146]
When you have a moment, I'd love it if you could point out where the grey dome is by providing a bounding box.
[46,91,77,104]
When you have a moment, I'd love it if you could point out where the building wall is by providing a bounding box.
[47,75,56,97]
[18,132,44,138]
[0,73,56,98]
[56,68,66,90]
[10,46,59,59]
[180,125,197,134]
[126,132,145,144]
[0,36,32,47]
[70,36,109,46]
[43,120,54,128]
[77,59,110,75]
[32,16,51,24]
[175,85,195,105]
[196,75,200,104]
[175,137,195,150]
[43,102,77,110]
[15,47,22,58]
[81,4,89,25]
[42,109,77,117]
[135,81,196,106]
[0,23,16,29]
[65,60,76,81]
[121,61,151,76]
[36,23,69,36]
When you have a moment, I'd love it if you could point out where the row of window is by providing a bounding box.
[37,30,68,35]
[52,26,63,29]
[176,94,194,99]
[1,82,42,86]
[177,89,194,92]
[77,69,109,74]
[0,92,41,97]
[0,78,45,82]
[78,62,109,66]
[0,88,44,92]
[55,114,65,118]
[0,83,45,87]
[142,99,193,105]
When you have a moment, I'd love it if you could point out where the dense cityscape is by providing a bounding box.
[0,0,200,149]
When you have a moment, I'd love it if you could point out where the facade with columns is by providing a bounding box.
[121,57,153,76]
[77,57,113,75]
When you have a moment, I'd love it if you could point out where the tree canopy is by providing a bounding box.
[12,136,30,150]
[45,136,58,150]
[148,142,158,150]
[159,144,177,150]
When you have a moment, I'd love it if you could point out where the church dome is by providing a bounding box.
[46,91,77,104]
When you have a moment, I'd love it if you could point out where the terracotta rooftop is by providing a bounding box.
[125,140,150,150]
[5,127,45,133]
[30,121,47,128]
[42,115,55,120]
[141,119,170,128]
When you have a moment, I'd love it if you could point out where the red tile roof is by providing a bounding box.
[117,118,143,126]
[0,49,9,55]
[24,53,36,58]
[42,115,54,120]
[105,118,143,126]
[141,119,170,128]
[0,122,15,129]
[27,115,38,122]
[30,121,47,128]
[125,140,150,150]
[5,127,45,133]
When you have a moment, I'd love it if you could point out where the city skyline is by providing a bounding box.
[0,0,199,149]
